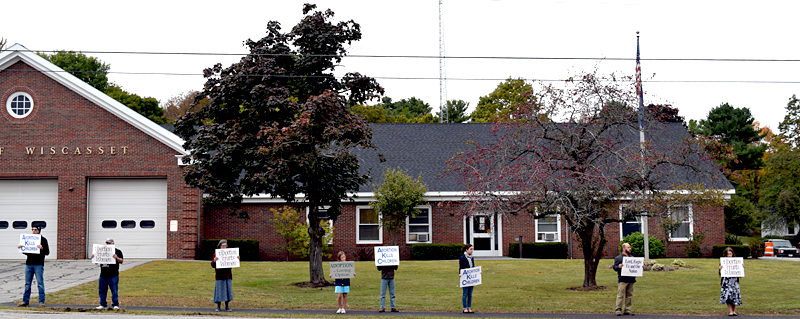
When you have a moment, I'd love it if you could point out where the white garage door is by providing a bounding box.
[0,180,58,259]
[88,179,167,258]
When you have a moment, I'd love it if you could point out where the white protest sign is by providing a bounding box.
[459,266,482,287]
[330,261,355,279]
[215,248,240,268]
[18,234,41,254]
[621,257,644,277]
[91,244,117,264]
[374,246,399,266]
[720,257,744,277]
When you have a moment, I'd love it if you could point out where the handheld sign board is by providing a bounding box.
[459,266,482,287]
[18,234,41,254]
[91,244,117,264]
[329,261,355,279]
[720,257,744,277]
[374,246,399,266]
[621,257,644,277]
[215,248,240,268]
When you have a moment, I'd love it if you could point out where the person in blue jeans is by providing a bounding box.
[90,238,124,310]
[377,265,398,312]
[17,225,49,308]
[459,244,475,313]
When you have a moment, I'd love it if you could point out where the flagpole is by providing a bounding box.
[636,31,650,261]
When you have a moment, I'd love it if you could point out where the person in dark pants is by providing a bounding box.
[90,238,124,310]
[17,225,49,308]
[459,244,475,313]
[377,264,398,312]
[613,242,635,316]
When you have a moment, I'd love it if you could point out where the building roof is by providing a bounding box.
[0,44,186,155]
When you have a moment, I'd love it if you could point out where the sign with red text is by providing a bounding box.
[92,244,117,264]
[720,257,744,277]
[215,248,240,268]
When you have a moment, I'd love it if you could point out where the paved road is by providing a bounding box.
[0,259,150,304]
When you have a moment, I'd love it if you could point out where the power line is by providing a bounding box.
[19,49,800,63]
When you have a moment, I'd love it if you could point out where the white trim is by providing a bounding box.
[0,44,187,155]
[6,91,33,118]
[355,206,382,244]
[405,206,432,244]
[535,213,561,243]
[618,204,647,241]
[668,204,693,242]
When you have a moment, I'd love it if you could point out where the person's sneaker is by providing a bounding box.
[378,308,385,312]
[95,305,105,310]
[215,308,220,312]
[336,308,341,314]
[113,306,120,310]
[391,308,399,312]
[616,311,623,316]
[341,309,346,314]
[17,302,28,307]
[225,307,231,312]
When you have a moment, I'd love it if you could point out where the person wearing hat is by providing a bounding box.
[90,238,124,310]
[211,239,238,312]
[17,225,49,307]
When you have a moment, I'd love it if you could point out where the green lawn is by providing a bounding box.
[47,258,800,315]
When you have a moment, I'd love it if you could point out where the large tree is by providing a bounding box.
[759,149,800,231]
[448,73,724,287]
[470,78,535,123]
[436,99,471,123]
[163,91,208,123]
[779,94,800,149]
[174,4,383,285]
[371,168,427,245]
[694,103,766,171]
[350,96,436,123]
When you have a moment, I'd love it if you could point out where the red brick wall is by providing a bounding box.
[0,61,200,259]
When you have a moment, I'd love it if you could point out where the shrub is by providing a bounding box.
[508,242,568,259]
[671,259,686,267]
[749,240,763,257]
[411,244,464,260]
[725,233,743,245]
[619,232,666,258]
[685,232,705,257]
[712,245,751,258]
[199,239,260,261]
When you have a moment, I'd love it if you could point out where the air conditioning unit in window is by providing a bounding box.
[408,234,418,241]
[417,234,429,242]
[544,233,556,241]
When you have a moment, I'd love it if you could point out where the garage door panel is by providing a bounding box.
[0,180,58,259]
[88,179,167,259]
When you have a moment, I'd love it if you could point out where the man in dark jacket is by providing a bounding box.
[90,238,124,310]
[613,242,636,316]
[17,226,49,307]
[377,265,398,312]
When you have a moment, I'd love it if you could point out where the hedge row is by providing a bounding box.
[199,239,260,261]
[712,245,751,258]
[410,244,464,260]
[508,242,568,259]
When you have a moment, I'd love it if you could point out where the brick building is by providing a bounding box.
[0,44,731,261]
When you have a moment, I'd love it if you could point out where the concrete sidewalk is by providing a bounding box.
[0,259,151,303]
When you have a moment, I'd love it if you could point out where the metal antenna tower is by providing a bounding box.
[438,0,448,123]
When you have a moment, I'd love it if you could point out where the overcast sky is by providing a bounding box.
[2,0,799,129]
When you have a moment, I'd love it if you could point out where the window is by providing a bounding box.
[0,221,8,229]
[406,207,432,243]
[6,92,33,118]
[102,220,117,228]
[536,214,561,242]
[121,220,136,228]
[13,221,28,229]
[140,220,155,228]
[32,221,47,229]
[668,205,693,241]
[619,205,646,240]
[356,207,381,244]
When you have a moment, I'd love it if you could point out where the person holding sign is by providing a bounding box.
[377,264,398,312]
[17,226,49,308]
[718,247,743,316]
[330,251,355,314]
[90,238,124,310]
[612,243,636,316]
[211,240,239,312]
[458,244,475,314]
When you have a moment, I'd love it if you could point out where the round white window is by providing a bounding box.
[6,92,34,119]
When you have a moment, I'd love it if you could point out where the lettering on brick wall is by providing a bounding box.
[11,146,130,156]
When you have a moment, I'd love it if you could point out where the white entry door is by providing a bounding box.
[0,180,58,259]
[87,179,167,258]
[465,213,502,257]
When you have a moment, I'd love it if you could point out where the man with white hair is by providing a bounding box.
[90,238,124,310]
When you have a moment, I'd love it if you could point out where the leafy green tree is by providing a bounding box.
[471,78,534,123]
[759,149,800,230]
[436,99,470,123]
[371,168,427,245]
[695,103,766,170]
[164,91,208,123]
[725,195,757,235]
[39,51,110,92]
[174,4,383,285]
[351,97,437,123]
[105,85,169,124]
[779,95,800,148]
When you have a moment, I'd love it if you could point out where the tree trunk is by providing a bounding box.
[307,207,326,285]
[576,220,606,288]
